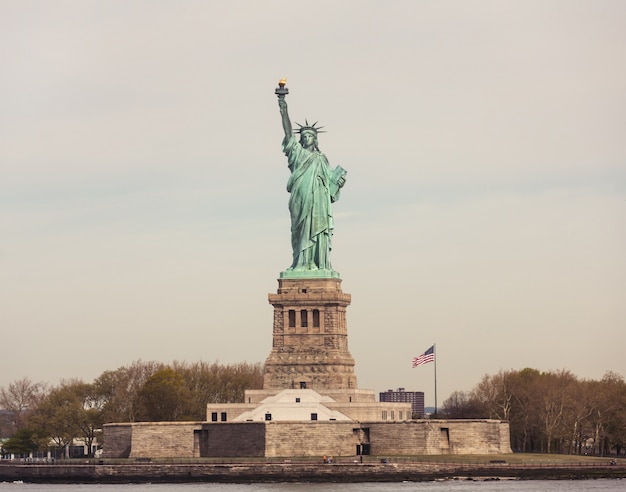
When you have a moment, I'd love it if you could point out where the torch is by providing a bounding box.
[275,78,289,99]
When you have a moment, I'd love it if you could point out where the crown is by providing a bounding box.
[295,119,325,135]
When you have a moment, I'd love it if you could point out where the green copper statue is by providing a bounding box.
[276,79,347,278]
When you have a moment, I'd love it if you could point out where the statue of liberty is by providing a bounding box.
[276,80,347,278]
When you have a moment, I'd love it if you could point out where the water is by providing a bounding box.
[0,481,623,491]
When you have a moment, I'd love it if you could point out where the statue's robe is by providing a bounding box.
[283,135,341,271]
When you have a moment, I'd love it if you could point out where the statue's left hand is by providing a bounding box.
[337,176,346,187]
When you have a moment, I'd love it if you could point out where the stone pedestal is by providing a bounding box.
[263,277,357,391]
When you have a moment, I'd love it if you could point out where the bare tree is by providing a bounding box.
[536,370,576,453]
[563,379,594,454]
[471,370,515,421]
[173,360,263,420]
[0,377,46,431]
[94,360,164,423]
[440,390,485,419]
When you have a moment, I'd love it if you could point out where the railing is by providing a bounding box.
[6,455,619,469]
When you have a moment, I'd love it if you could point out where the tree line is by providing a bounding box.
[440,368,626,456]
[0,360,263,457]
[2,363,623,458]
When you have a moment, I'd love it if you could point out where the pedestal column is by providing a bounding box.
[263,277,357,391]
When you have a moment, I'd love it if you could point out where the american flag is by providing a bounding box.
[412,345,435,367]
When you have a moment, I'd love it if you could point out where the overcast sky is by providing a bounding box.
[1,1,625,406]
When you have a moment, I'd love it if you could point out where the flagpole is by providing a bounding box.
[434,343,438,417]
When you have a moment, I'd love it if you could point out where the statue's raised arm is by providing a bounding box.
[274,79,347,279]
[276,78,292,141]
[278,97,292,141]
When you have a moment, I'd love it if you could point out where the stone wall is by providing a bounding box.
[368,421,431,455]
[102,423,133,458]
[3,462,623,483]
[367,420,511,455]
[265,421,356,457]
[446,420,512,454]
[202,423,266,457]
[103,419,511,458]
[104,422,203,459]
[128,422,204,458]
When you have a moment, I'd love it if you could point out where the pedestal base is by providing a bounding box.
[264,277,357,391]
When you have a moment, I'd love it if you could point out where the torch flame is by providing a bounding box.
[278,78,287,87]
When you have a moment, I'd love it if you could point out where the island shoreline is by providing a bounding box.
[1,461,624,483]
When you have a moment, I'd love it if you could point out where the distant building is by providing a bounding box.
[379,388,425,418]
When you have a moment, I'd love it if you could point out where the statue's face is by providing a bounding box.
[301,132,316,149]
